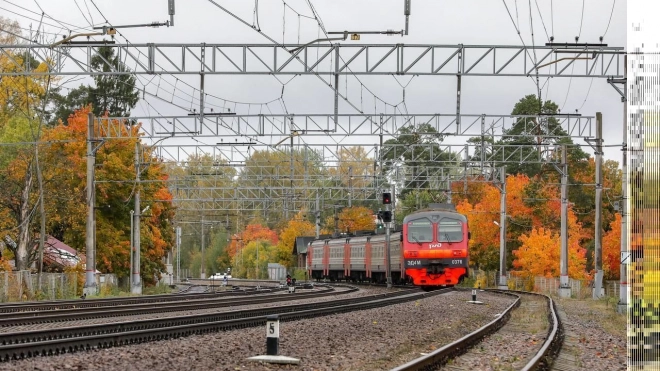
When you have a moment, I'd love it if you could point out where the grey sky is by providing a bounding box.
[4,0,626,163]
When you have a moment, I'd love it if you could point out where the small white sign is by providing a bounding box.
[621,252,632,264]
[266,319,280,338]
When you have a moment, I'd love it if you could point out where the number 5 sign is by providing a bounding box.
[266,316,279,338]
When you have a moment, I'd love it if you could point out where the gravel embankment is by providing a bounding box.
[0,290,514,371]
[439,292,549,370]
[551,298,627,371]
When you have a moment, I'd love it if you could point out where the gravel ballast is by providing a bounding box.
[0,290,514,371]
[552,298,627,371]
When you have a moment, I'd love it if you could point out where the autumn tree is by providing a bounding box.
[512,208,588,280]
[322,206,375,235]
[39,107,175,284]
[0,18,54,270]
[226,223,278,277]
[276,211,315,268]
[231,239,275,279]
[328,146,377,205]
[602,213,621,280]
[238,148,326,228]
[454,174,534,271]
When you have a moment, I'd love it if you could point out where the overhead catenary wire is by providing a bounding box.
[577,0,585,39]
[602,0,616,39]
[532,0,550,42]
[72,0,93,28]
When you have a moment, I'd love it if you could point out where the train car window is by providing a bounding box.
[438,218,464,242]
[407,218,433,243]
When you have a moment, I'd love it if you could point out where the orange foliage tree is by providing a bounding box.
[602,213,621,280]
[455,174,534,271]
[40,107,175,285]
[227,223,279,264]
[277,211,315,268]
[513,208,588,280]
[322,206,375,234]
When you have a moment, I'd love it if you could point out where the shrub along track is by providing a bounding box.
[0,285,444,362]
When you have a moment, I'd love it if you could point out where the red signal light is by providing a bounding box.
[382,192,391,204]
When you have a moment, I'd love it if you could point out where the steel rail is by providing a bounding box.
[0,286,341,326]
[389,289,562,371]
[0,287,398,345]
[519,291,563,371]
[0,287,450,361]
[0,284,280,314]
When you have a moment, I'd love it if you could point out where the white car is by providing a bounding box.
[209,274,229,280]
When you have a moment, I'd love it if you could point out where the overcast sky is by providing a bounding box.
[4,0,627,164]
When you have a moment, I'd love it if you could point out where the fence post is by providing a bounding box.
[18,271,23,301]
[2,271,6,302]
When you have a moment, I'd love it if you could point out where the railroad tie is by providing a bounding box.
[550,308,581,371]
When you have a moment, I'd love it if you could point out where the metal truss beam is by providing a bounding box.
[98,113,594,139]
[2,43,624,78]
[148,142,587,166]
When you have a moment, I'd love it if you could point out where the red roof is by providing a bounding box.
[39,236,85,268]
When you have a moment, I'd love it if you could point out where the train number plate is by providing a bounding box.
[404,258,466,268]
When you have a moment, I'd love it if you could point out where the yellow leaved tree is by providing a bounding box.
[276,211,316,269]
[322,206,375,235]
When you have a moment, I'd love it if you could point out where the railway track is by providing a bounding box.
[0,285,447,361]
[0,284,268,314]
[0,285,340,327]
[390,289,562,371]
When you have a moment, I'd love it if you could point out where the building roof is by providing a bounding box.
[293,236,316,255]
[40,235,86,269]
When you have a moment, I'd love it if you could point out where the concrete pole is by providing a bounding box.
[456,48,462,132]
[334,46,339,131]
[129,210,134,289]
[256,243,259,280]
[315,192,320,239]
[446,179,452,203]
[498,167,508,290]
[558,145,571,298]
[348,166,352,207]
[385,200,392,288]
[176,226,181,283]
[83,112,98,296]
[593,113,604,299]
[132,141,142,295]
[618,54,628,314]
[200,215,206,279]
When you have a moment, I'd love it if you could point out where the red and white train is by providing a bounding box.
[307,204,470,290]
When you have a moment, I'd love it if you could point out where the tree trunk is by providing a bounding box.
[16,164,34,271]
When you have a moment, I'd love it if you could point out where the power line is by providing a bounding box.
[602,0,616,39]
[577,0,585,39]
[72,0,93,28]
[532,0,550,42]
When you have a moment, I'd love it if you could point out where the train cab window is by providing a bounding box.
[438,218,463,242]
[407,218,433,243]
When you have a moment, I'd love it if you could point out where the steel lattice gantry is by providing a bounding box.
[3,43,624,77]
[96,113,595,139]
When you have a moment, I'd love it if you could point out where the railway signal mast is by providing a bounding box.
[382,192,393,288]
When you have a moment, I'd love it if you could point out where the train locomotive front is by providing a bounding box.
[402,207,469,290]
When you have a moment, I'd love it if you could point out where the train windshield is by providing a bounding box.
[407,218,433,243]
[438,218,463,242]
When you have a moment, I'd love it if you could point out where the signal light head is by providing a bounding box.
[382,192,392,204]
